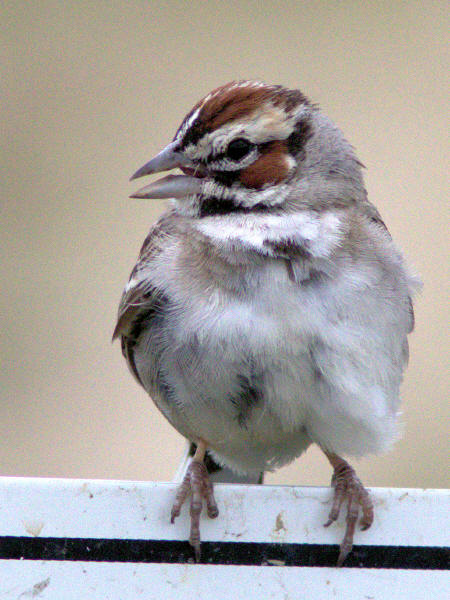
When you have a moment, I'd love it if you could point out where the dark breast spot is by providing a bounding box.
[263,237,311,259]
[234,372,264,427]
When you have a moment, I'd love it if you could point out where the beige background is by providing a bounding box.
[1,2,448,489]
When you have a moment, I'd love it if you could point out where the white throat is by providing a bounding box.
[194,210,345,259]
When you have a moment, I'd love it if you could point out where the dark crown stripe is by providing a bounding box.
[178,81,310,150]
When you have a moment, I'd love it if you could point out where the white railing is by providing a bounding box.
[0,477,448,599]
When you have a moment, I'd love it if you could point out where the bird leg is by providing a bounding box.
[171,440,219,561]
[323,451,374,566]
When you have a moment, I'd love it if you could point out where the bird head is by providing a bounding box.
[130,81,366,218]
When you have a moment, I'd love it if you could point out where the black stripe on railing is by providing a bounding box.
[0,537,448,569]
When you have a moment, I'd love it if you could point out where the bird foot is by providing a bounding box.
[324,453,374,566]
[171,459,219,561]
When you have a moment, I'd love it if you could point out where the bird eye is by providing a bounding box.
[226,138,254,161]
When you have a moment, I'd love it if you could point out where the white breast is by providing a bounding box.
[133,210,413,474]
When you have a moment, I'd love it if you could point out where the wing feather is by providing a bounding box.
[113,211,177,341]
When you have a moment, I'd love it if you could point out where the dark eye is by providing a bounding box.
[226,138,254,161]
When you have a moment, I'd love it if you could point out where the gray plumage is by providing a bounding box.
[114,81,420,564]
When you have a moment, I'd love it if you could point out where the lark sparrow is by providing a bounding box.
[114,81,419,565]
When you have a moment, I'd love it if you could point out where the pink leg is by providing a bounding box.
[171,441,219,561]
[323,451,374,566]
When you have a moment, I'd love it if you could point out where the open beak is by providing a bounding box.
[130,141,203,199]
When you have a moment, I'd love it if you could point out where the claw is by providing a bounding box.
[323,452,374,567]
[170,456,218,562]
[171,471,191,523]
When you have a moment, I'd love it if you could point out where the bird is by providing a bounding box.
[113,80,420,566]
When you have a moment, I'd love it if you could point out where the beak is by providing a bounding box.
[130,141,203,199]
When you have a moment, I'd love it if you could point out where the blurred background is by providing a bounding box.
[1,2,448,489]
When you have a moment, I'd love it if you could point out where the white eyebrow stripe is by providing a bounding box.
[185,106,201,130]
